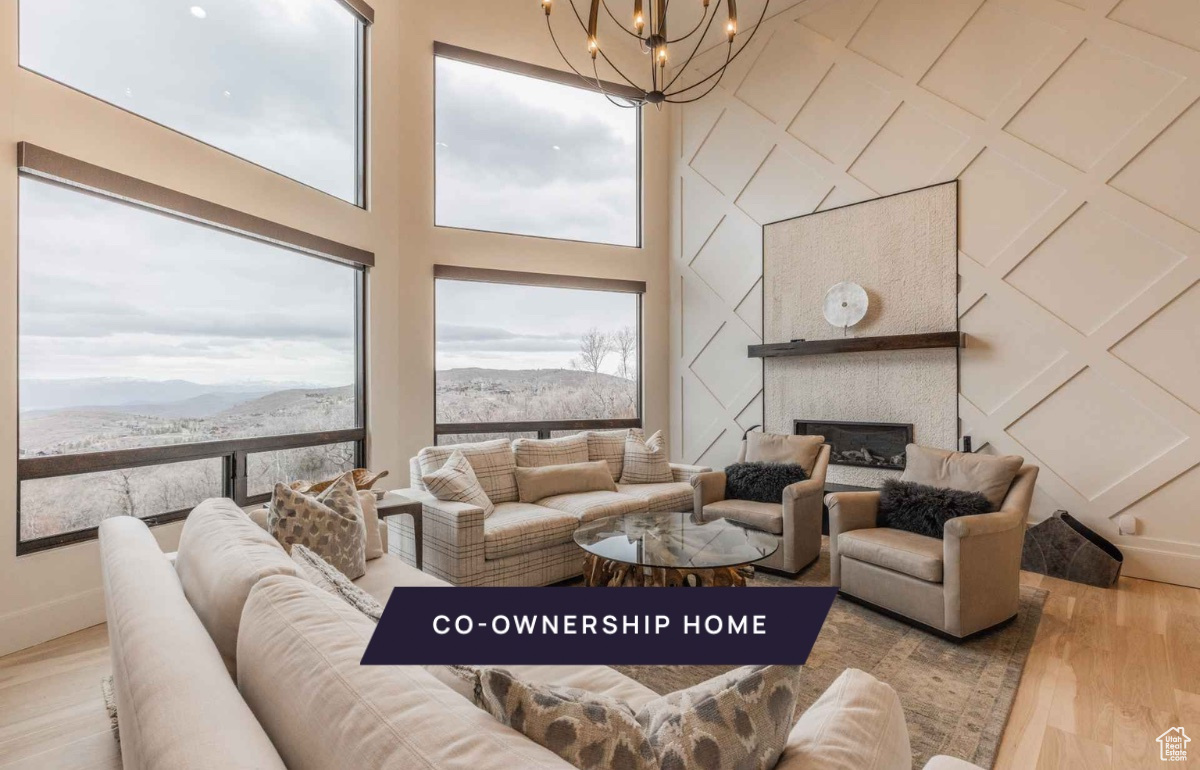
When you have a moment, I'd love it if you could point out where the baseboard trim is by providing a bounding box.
[0,587,106,657]
[1120,546,1200,588]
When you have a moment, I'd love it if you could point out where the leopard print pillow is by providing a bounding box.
[475,668,657,770]
[269,472,367,580]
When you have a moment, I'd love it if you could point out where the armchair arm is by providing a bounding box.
[943,505,1028,637]
[671,462,712,484]
[826,491,880,587]
[944,507,1025,539]
[693,471,727,516]
[402,490,487,584]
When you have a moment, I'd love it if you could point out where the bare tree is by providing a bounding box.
[612,326,637,381]
[570,328,611,374]
[107,468,137,518]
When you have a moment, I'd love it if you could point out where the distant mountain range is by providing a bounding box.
[18,377,324,413]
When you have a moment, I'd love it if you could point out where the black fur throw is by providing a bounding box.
[877,479,992,539]
[724,462,809,503]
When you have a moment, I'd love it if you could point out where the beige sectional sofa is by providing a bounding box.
[404,432,711,586]
[99,497,982,770]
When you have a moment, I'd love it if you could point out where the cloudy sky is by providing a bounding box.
[20,0,359,202]
[435,58,639,246]
[19,178,358,386]
[437,280,637,373]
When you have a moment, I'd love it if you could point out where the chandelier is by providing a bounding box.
[541,0,770,106]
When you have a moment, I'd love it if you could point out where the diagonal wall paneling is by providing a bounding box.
[669,0,1200,586]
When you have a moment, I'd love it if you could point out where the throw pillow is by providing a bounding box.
[900,444,1022,512]
[743,433,825,476]
[269,473,367,580]
[289,545,384,622]
[475,668,657,770]
[637,665,803,770]
[725,462,809,503]
[877,478,993,539]
[356,491,384,561]
[586,428,646,481]
[416,438,518,504]
[619,430,673,485]
[515,460,618,503]
[422,450,496,517]
[513,433,590,468]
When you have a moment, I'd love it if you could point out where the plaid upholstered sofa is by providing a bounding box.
[405,430,710,587]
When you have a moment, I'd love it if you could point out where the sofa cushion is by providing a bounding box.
[619,430,674,484]
[703,499,785,535]
[537,490,647,523]
[237,576,573,770]
[513,433,590,468]
[483,502,580,560]
[901,444,1022,512]
[838,528,944,583]
[616,481,695,513]
[745,433,825,476]
[515,460,617,503]
[423,449,496,517]
[777,669,911,770]
[586,428,645,481]
[291,545,384,622]
[357,491,385,560]
[418,439,518,504]
[174,498,302,676]
[353,553,450,605]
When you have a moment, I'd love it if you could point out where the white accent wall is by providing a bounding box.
[669,0,1200,586]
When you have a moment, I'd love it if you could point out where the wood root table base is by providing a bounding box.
[582,554,753,587]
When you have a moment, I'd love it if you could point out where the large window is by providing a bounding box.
[17,147,368,552]
[19,0,368,205]
[434,46,641,247]
[434,267,642,444]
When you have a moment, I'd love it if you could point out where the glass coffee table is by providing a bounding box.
[573,511,778,587]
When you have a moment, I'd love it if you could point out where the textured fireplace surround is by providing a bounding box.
[763,182,959,487]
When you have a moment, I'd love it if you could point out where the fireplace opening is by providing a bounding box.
[793,420,914,470]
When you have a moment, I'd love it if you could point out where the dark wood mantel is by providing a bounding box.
[748,331,963,359]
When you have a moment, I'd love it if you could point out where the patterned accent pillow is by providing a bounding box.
[269,473,367,580]
[619,430,673,484]
[513,433,590,468]
[636,665,803,770]
[417,438,518,503]
[475,668,657,770]
[586,428,645,481]
[422,450,496,518]
[289,544,384,622]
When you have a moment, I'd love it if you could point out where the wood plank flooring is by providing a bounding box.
[0,573,1196,769]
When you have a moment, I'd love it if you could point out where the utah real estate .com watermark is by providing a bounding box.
[1157,727,1190,762]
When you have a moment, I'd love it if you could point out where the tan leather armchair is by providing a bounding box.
[827,463,1039,639]
[693,444,831,574]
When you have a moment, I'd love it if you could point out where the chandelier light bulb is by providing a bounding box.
[726,19,737,36]
[588,36,599,58]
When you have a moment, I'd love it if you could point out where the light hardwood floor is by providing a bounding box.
[0,573,1196,769]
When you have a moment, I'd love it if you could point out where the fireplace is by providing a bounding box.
[793,420,913,470]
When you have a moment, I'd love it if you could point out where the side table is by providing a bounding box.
[377,491,424,571]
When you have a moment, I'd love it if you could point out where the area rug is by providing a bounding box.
[101,675,120,745]
[611,539,1046,769]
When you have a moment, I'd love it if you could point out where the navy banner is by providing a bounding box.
[361,587,837,666]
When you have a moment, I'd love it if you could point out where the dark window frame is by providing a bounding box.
[432,265,644,443]
[432,42,644,249]
[17,0,373,208]
[15,152,371,556]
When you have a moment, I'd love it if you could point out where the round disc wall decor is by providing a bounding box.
[823,282,869,329]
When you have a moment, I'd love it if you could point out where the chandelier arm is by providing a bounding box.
[662,0,723,91]
[601,0,646,39]
[665,0,711,43]
[546,14,617,93]
[664,43,733,103]
[567,0,646,89]
[593,58,642,108]
[663,0,768,97]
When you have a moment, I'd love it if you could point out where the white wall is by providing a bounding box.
[0,0,671,655]
[669,0,1200,587]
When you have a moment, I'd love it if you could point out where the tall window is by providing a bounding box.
[17,150,368,553]
[434,267,642,445]
[434,46,641,247]
[19,0,367,205]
